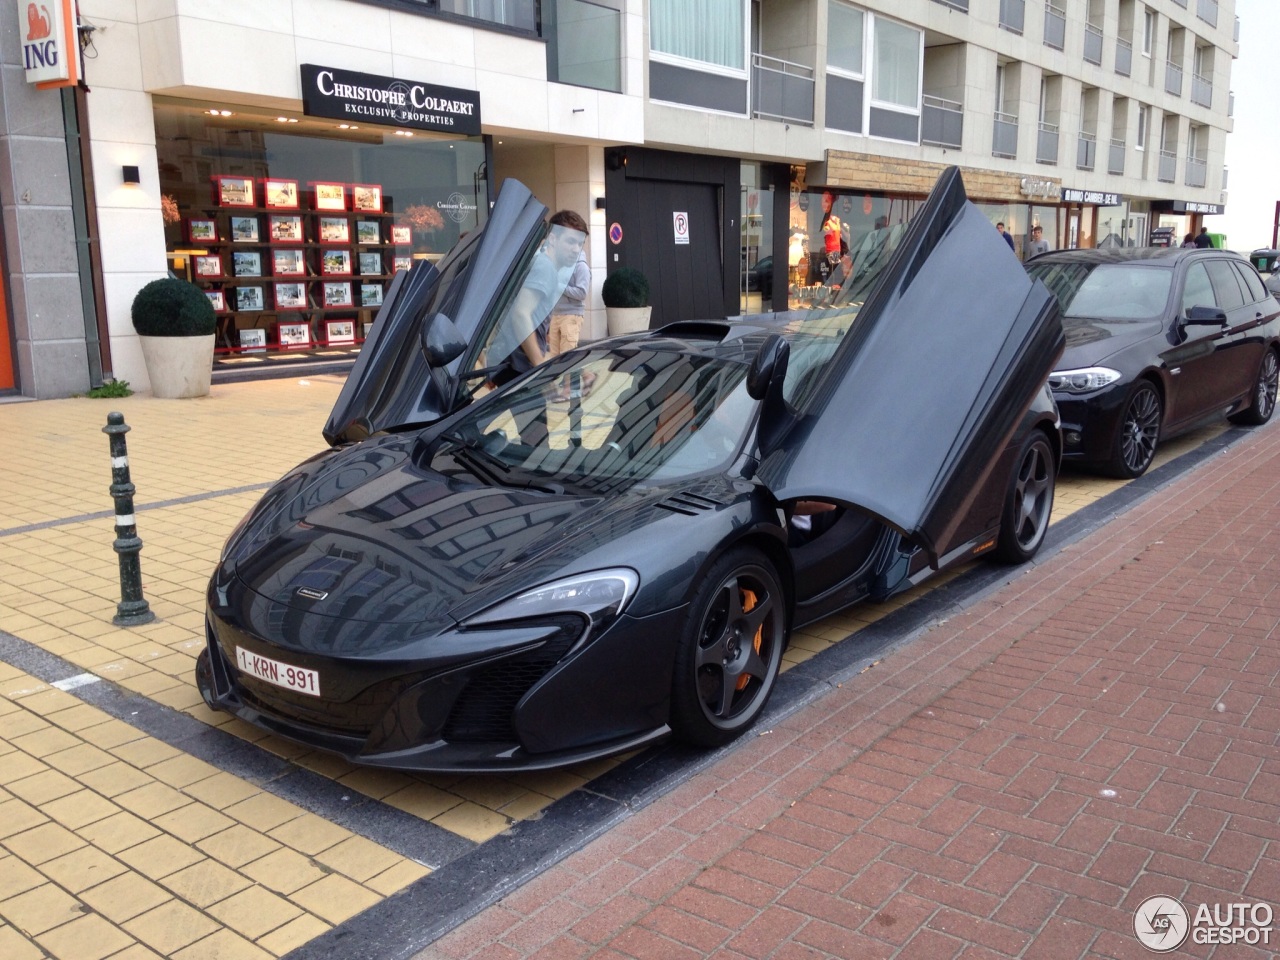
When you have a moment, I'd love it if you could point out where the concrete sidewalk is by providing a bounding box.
[421,417,1280,960]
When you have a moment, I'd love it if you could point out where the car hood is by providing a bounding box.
[757,166,1064,564]
[1057,317,1165,368]
[219,435,731,653]
[323,180,550,445]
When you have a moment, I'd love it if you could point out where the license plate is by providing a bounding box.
[235,647,321,697]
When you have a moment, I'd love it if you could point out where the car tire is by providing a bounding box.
[1105,381,1162,479]
[670,547,786,748]
[993,430,1056,564]
[1228,348,1278,426]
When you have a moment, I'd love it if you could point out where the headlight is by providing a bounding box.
[464,569,640,649]
[1047,367,1122,394]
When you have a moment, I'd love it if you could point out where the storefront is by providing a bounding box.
[153,70,489,368]
[1150,198,1226,248]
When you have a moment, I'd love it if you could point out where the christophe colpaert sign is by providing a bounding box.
[19,0,81,88]
[301,64,481,136]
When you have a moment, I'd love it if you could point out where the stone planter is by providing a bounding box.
[605,306,652,337]
[139,334,215,399]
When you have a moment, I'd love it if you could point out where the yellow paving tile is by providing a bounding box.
[116,834,207,880]
[123,899,221,955]
[5,768,81,806]
[113,781,191,820]
[240,848,332,896]
[172,928,273,960]
[108,737,183,769]
[182,773,261,811]
[39,845,128,895]
[0,711,51,739]
[0,753,50,786]
[221,792,304,833]
[144,755,221,790]
[75,810,163,855]
[197,824,283,869]
[380,781,463,820]
[42,742,116,777]
[256,913,331,956]
[0,923,46,960]
[365,859,432,896]
[34,912,135,960]
[265,813,350,857]
[79,872,173,924]
[312,834,405,884]
[206,884,304,940]
[11,730,85,761]
[0,799,48,841]
[290,873,381,925]
[152,802,236,844]
[3,821,87,866]
[76,719,147,751]
[431,801,512,843]
[41,788,121,830]
[77,761,155,798]
[0,883,85,936]
[0,855,46,901]
[159,860,253,909]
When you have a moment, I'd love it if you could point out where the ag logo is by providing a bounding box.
[1134,896,1189,952]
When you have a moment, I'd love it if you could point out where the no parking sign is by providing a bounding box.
[673,211,689,245]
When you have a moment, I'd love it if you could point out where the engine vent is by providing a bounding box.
[655,491,724,516]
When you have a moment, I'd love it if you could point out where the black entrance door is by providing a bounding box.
[604,147,741,327]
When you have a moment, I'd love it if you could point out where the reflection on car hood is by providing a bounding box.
[1059,317,1165,367]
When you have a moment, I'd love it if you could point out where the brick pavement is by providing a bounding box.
[421,418,1280,960]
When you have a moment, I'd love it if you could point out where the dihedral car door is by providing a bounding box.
[758,167,1064,565]
[324,180,550,446]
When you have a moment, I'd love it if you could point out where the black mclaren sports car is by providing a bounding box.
[198,168,1065,772]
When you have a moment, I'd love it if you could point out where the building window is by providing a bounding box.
[1136,104,1148,149]
[1142,8,1155,56]
[871,16,921,110]
[828,0,865,75]
[651,0,746,71]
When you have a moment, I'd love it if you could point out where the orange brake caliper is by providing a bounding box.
[737,588,764,691]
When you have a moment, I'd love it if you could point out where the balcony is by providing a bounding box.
[1158,149,1177,183]
[751,54,814,126]
[1108,138,1125,175]
[1185,156,1207,188]
[1229,90,1234,117]
[1077,131,1096,170]
[1171,0,1187,6]
[1197,0,1218,28]
[1234,17,1240,43]
[1084,24,1103,65]
[922,95,963,148]
[1044,2,1066,50]
[1222,166,1229,189]
[993,112,1018,158]
[999,0,1025,34]
[1190,73,1212,107]
[1165,61,1183,97]
[931,0,969,9]
[1037,121,1059,165]
[1115,38,1132,77]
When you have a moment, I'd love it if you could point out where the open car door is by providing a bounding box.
[758,167,1064,565]
[323,180,550,446]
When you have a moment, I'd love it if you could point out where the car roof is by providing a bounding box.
[1026,247,1249,267]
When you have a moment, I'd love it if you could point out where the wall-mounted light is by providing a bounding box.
[122,165,141,186]
[594,197,607,210]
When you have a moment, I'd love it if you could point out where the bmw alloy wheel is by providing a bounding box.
[1110,382,1161,479]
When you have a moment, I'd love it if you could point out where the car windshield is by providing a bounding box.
[1026,262,1173,320]
[436,347,755,493]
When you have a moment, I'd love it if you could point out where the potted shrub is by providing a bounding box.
[602,266,652,336]
[131,277,218,398]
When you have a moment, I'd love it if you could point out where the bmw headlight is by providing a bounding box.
[1047,367,1122,394]
[464,569,640,650]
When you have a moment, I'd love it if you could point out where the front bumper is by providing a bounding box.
[1051,387,1129,465]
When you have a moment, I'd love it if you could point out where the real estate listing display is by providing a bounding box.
[230,216,260,242]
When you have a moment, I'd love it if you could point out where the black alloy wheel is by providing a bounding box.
[994,431,1056,564]
[1228,348,1278,426]
[1106,381,1162,479]
[671,548,786,747]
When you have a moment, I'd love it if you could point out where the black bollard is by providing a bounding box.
[103,412,155,626]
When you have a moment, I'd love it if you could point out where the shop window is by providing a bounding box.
[154,99,488,360]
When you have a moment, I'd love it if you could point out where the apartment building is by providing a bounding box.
[0,0,1236,398]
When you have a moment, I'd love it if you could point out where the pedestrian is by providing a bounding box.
[996,221,1015,252]
[1181,232,1197,248]
[1194,227,1213,248]
[1026,224,1050,258]
[546,209,595,400]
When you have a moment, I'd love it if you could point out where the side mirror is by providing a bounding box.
[1184,305,1228,327]
[421,312,466,366]
[747,333,789,400]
